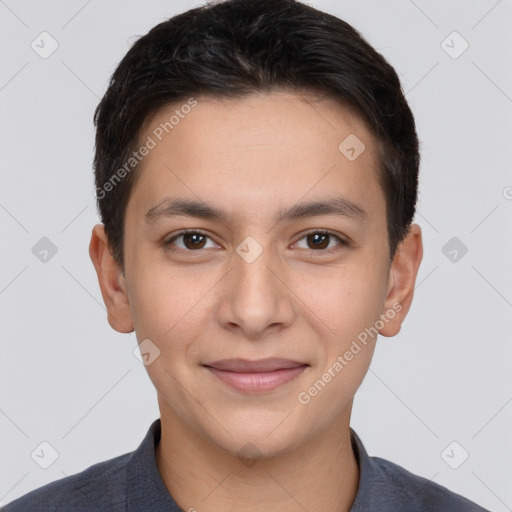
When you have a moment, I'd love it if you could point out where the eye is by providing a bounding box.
[294,230,347,251]
[164,229,347,253]
[165,230,219,251]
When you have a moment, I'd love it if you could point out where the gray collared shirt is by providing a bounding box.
[1,419,490,511]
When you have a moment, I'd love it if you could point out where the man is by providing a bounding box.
[2,0,490,510]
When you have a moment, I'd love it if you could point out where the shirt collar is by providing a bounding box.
[348,427,374,511]
[125,419,182,511]
[125,419,374,511]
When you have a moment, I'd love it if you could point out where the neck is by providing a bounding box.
[155,405,360,512]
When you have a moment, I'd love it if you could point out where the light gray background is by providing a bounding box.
[0,0,511,510]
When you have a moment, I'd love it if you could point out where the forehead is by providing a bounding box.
[144,92,372,153]
[127,92,385,225]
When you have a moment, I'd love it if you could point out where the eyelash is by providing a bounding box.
[164,228,348,254]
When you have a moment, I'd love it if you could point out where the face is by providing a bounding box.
[90,92,422,458]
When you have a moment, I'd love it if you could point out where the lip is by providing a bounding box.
[203,358,309,393]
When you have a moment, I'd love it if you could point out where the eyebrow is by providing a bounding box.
[145,196,367,224]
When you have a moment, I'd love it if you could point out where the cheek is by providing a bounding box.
[130,273,210,402]
[127,257,210,349]
[293,260,388,346]
[294,266,384,422]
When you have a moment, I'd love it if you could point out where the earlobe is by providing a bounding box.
[89,224,134,333]
[379,223,423,337]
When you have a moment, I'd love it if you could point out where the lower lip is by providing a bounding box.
[205,366,308,393]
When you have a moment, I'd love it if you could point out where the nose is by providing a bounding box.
[215,240,295,339]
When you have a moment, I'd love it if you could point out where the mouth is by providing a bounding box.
[203,358,309,393]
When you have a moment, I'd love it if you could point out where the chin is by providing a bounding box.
[202,408,313,460]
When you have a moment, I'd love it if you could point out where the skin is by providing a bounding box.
[89,92,423,512]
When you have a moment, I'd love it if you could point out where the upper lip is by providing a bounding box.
[204,358,308,373]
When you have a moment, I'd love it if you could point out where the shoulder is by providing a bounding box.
[1,452,131,512]
[349,427,490,511]
[368,455,490,511]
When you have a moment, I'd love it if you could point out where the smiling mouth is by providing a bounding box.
[203,358,309,393]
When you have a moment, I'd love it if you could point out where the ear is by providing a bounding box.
[89,224,134,333]
[379,223,423,337]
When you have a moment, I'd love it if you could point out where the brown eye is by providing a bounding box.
[307,233,329,250]
[183,233,206,249]
[295,230,346,251]
[166,231,217,251]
